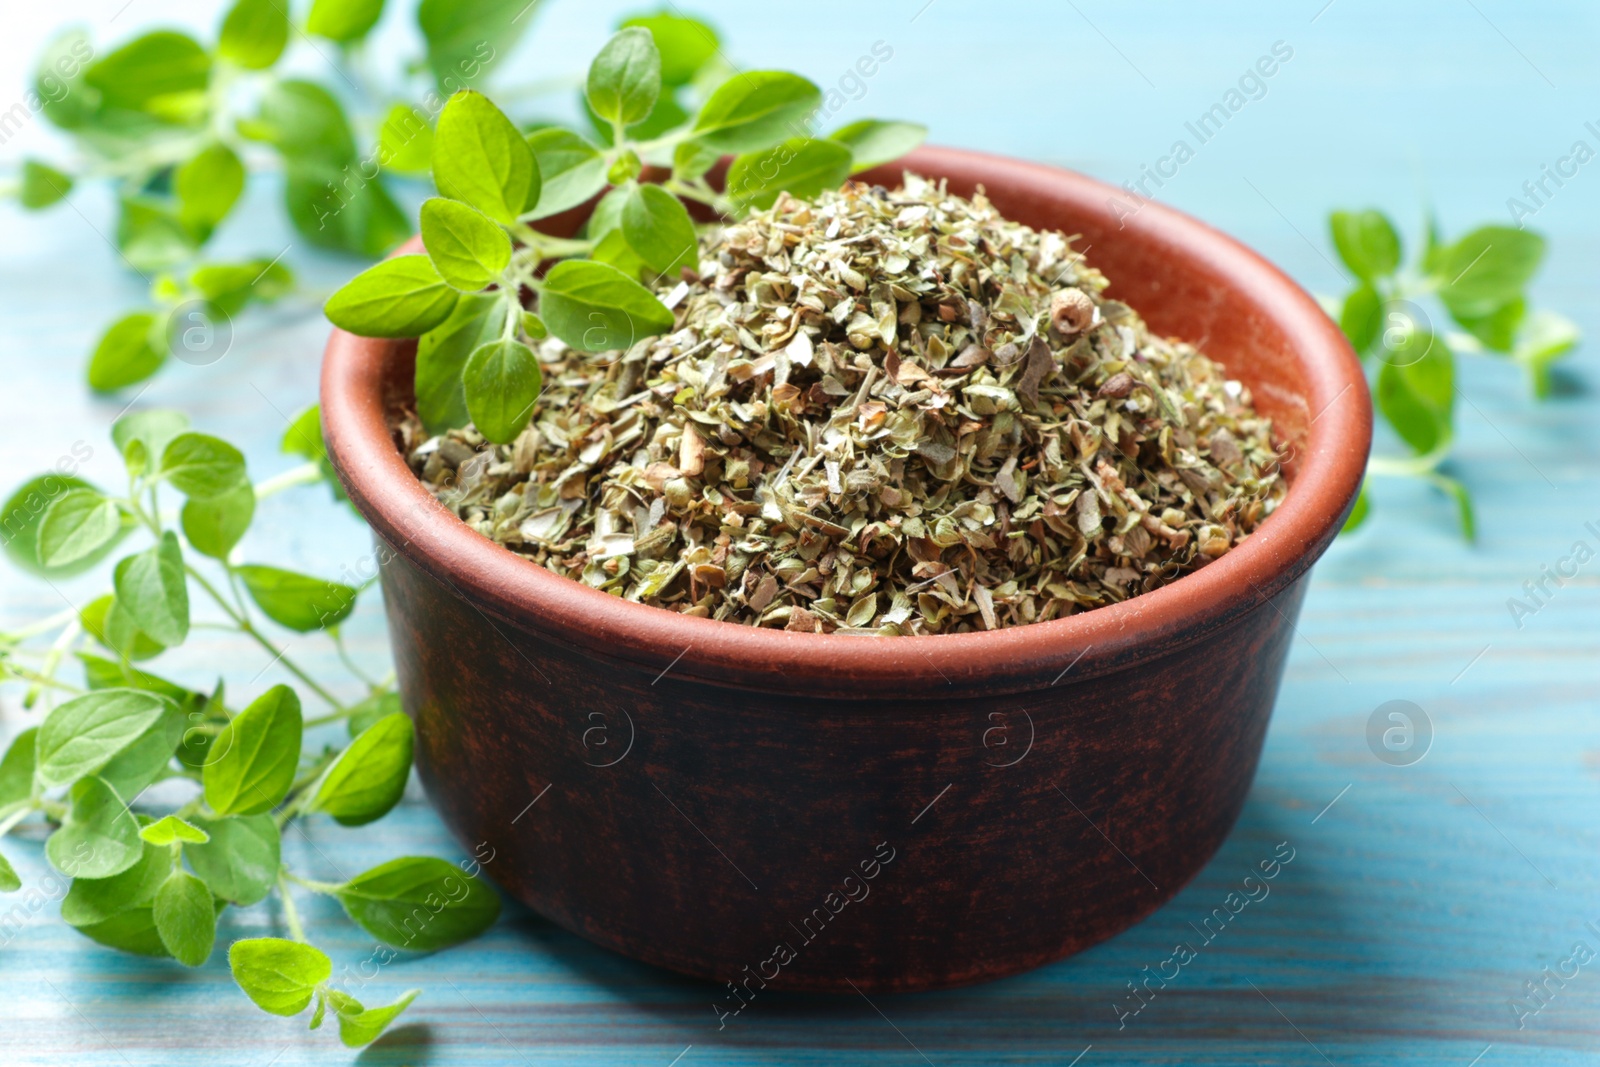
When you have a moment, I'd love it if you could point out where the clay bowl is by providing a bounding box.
[320,145,1370,993]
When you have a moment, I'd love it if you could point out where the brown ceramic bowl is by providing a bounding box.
[320,146,1370,993]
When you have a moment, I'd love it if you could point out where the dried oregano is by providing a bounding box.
[403,174,1284,635]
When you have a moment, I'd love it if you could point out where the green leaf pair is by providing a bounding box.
[229,937,419,1047]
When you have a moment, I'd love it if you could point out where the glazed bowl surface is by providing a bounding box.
[320,145,1370,992]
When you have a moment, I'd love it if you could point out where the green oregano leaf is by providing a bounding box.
[219,0,290,69]
[2,476,123,578]
[308,711,414,826]
[230,937,332,1016]
[1452,296,1525,354]
[1377,332,1455,456]
[538,259,675,353]
[416,293,507,432]
[235,564,359,632]
[20,160,73,209]
[310,990,328,1030]
[432,90,540,225]
[160,432,249,499]
[1329,209,1401,282]
[182,483,256,560]
[203,685,302,816]
[83,594,166,662]
[620,183,698,274]
[0,727,38,807]
[76,654,193,701]
[417,0,532,93]
[619,11,719,86]
[828,119,927,173]
[186,813,280,905]
[1435,225,1545,317]
[84,31,211,113]
[462,339,543,444]
[726,136,853,213]
[332,856,501,950]
[1338,284,1382,356]
[324,255,460,339]
[87,312,164,393]
[0,851,19,893]
[419,197,512,291]
[153,868,216,966]
[175,143,246,240]
[112,532,190,647]
[331,987,420,1047]
[590,228,649,280]
[37,490,122,569]
[586,27,662,128]
[305,0,386,42]
[524,128,607,220]
[345,690,402,737]
[1513,309,1581,399]
[672,139,721,182]
[60,837,173,928]
[46,776,143,879]
[379,103,435,174]
[691,71,822,152]
[113,409,190,477]
[139,814,210,846]
[97,699,186,799]
[35,689,172,791]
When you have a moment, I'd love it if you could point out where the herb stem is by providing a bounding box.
[25,618,83,707]
[284,869,344,895]
[276,872,310,943]
[302,707,356,730]
[663,179,721,209]
[0,801,37,836]
[184,565,345,710]
[330,631,378,689]
[5,663,84,695]
[4,607,79,641]
[254,462,323,499]
[632,127,694,155]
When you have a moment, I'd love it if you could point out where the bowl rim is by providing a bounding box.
[320,144,1370,699]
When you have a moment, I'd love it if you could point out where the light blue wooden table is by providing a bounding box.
[2,1,1598,1063]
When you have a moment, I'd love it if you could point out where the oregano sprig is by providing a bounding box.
[12,0,553,393]
[322,27,927,446]
[1326,210,1579,540]
[0,407,497,1047]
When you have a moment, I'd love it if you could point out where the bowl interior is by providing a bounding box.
[324,145,1369,699]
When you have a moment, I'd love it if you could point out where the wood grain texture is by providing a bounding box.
[2,0,1599,1063]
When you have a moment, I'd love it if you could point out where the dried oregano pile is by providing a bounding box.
[401,174,1284,635]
